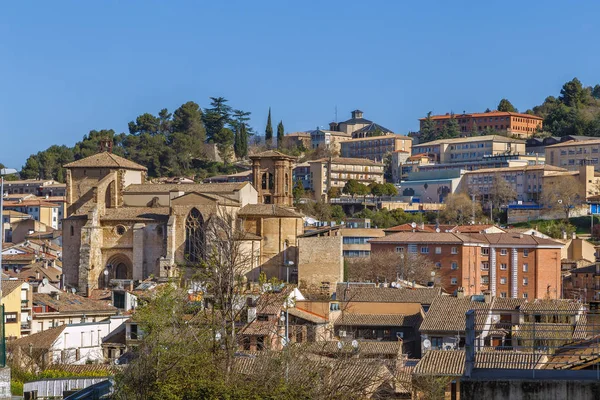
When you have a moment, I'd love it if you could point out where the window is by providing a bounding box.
[450,278,458,285]
[116,225,126,235]
[523,263,529,272]
[395,247,404,253]
[500,277,507,284]
[184,208,205,263]
[523,293,528,299]
[481,248,489,256]
[523,278,528,286]
[523,249,529,257]
[4,313,17,324]
[500,249,508,256]
[257,336,265,351]
[421,247,429,254]
[435,247,442,254]
[451,262,458,270]
[451,247,458,254]
[481,262,489,270]
[435,262,442,269]
[500,292,507,298]
[431,337,443,349]
[408,244,418,254]
[481,276,489,284]
[500,263,507,270]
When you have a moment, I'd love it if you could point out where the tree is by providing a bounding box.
[420,111,437,143]
[540,176,585,220]
[441,113,460,138]
[327,187,342,199]
[265,107,273,148]
[439,193,482,225]
[383,153,393,182]
[331,205,346,223]
[592,84,600,100]
[345,251,434,285]
[342,179,370,197]
[202,97,232,143]
[214,128,234,164]
[292,180,305,203]
[489,175,517,210]
[497,98,517,112]
[277,121,285,149]
[559,78,585,108]
[313,199,332,221]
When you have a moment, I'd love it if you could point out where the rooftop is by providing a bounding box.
[335,313,422,327]
[369,231,481,244]
[335,283,442,304]
[10,324,67,350]
[309,157,384,167]
[249,150,297,160]
[546,139,600,148]
[463,164,566,175]
[238,204,303,218]
[420,296,492,332]
[341,134,412,143]
[33,292,117,313]
[419,111,543,122]
[351,122,394,135]
[64,152,147,171]
[123,182,249,193]
[100,207,171,222]
[413,135,525,147]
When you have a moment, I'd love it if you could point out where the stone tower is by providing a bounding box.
[250,151,296,206]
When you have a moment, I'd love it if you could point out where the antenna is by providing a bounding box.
[335,105,338,123]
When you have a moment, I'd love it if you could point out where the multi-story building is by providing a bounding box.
[300,225,385,258]
[419,111,543,139]
[1,280,33,339]
[309,129,352,153]
[417,153,545,174]
[399,169,463,202]
[340,135,413,162]
[2,199,62,229]
[308,157,384,198]
[545,138,600,171]
[412,135,526,164]
[369,232,563,299]
[282,132,311,149]
[292,162,312,190]
[2,179,65,196]
[461,164,569,203]
[329,110,394,138]
[563,263,599,302]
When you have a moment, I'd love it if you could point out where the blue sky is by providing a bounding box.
[1,1,600,168]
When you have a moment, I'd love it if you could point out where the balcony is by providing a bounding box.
[21,300,30,309]
[21,322,31,331]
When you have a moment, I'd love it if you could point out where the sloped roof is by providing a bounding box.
[34,292,117,313]
[100,207,171,222]
[369,231,481,244]
[519,299,583,313]
[300,341,402,357]
[1,280,24,296]
[335,313,422,327]
[238,204,303,218]
[239,320,277,336]
[413,135,525,147]
[475,350,542,369]
[249,150,296,160]
[420,297,492,332]
[335,284,442,304]
[466,233,564,247]
[10,325,67,350]
[414,350,465,376]
[352,122,394,135]
[64,152,147,171]
[310,157,384,167]
[123,182,249,193]
[383,223,435,233]
[419,111,542,121]
[287,307,328,324]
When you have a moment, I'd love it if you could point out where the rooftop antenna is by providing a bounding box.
[335,105,338,123]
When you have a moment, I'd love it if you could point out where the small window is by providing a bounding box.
[4,313,17,324]
[500,249,508,256]
[523,249,529,257]
[116,225,126,235]
[451,262,458,270]
[481,276,489,284]
[500,277,507,285]
[420,247,429,254]
[500,263,507,270]
[408,244,418,254]
[523,263,528,272]
[500,292,507,298]
[523,293,528,299]
[435,247,442,254]
[450,278,458,285]
[435,262,442,269]
[481,248,489,255]
[395,247,404,253]
[451,247,458,254]
[523,278,528,286]
[481,262,489,270]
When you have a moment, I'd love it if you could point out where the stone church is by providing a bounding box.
[62,147,303,293]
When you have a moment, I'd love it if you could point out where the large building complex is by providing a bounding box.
[419,111,543,138]
[308,157,384,199]
[411,135,525,164]
[545,138,600,171]
[370,232,563,299]
[340,134,412,161]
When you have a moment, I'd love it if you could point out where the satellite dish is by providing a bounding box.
[281,337,289,347]
[491,315,500,323]
[42,277,49,286]
[423,339,431,349]
[337,341,343,350]
[411,222,417,229]
[445,345,453,351]
[26,316,32,321]
[71,287,76,294]
[351,340,359,349]
[187,289,193,294]
[391,282,397,288]
[436,228,440,233]
[557,199,563,204]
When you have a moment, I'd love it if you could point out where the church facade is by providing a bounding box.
[62,149,303,293]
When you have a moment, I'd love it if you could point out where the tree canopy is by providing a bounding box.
[497,98,517,112]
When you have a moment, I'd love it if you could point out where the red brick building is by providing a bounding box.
[369,232,563,299]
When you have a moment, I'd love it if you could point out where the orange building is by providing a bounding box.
[419,111,543,139]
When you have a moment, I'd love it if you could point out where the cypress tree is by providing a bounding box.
[277,120,284,148]
[265,108,273,148]
[240,123,248,157]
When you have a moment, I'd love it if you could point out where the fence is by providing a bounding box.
[464,308,600,379]
[24,377,111,399]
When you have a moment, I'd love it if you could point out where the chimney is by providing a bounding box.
[329,122,339,131]
[51,292,59,301]
[456,287,465,298]
[572,232,577,240]
[99,138,113,153]
[86,284,91,298]
[484,291,492,303]
[562,231,567,240]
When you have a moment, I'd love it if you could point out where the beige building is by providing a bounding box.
[309,129,352,154]
[309,157,384,198]
[340,134,413,162]
[297,236,343,293]
[3,199,61,230]
[301,226,386,258]
[330,110,394,138]
[62,148,305,292]
[250,150,295,206]
[545,139,600,171]
[412,135,526,164]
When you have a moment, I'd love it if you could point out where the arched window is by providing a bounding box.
[262,173,267,189]
[185,208,205,263]
[115,263,128,279]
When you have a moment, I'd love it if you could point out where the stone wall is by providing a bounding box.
[461,378,600,400]
[297,236,343,293]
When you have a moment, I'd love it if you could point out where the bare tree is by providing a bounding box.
[489,175,517,210]
[440,192,483,225]
[541,176,585,220]
[346,251,435,285]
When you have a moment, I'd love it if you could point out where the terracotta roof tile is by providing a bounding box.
[238,204,303,218]
[519,299,583,313]
[414,350,465,375]
[33,292,117,313]
[123,182,249,193]
[64,152,147,171]
[10,325,67,350]
[309,157,384,167]
[100,207,170,222]
[335,284,441,305]
[370,231,482,244]
[420,297,492,332]
[300,341,402,356]
[419,111,542,121]
[413,135,525,147]
[287,307,327,324]
[1,280,24,296]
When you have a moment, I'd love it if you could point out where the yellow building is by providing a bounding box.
[545,139,600,171]
[412,135,526,164]
[309,157,385,198]
[340,134,413,162]
[2,280,32,339]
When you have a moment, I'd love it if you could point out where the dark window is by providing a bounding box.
[257,336,265,350]
[5,313,17,324]
[130,324,138,340]
[113,292,126,309]
[185,208,205,263]
[261,173,267,189]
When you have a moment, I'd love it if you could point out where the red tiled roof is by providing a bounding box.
[419,111,543,121]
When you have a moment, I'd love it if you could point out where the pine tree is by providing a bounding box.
[277,120,284,148]
[265,108,273,148]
